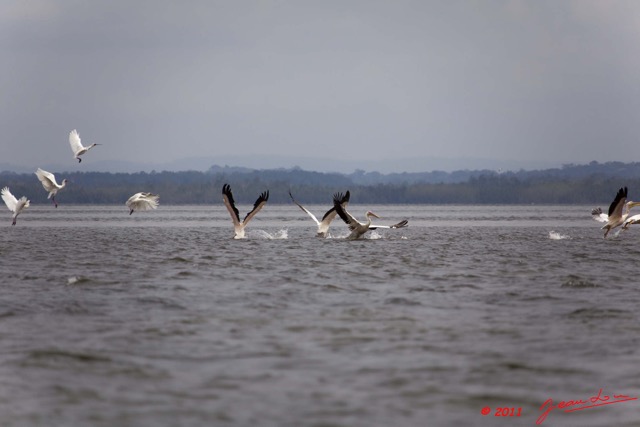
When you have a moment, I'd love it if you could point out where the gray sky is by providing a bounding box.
[2,0,640,173]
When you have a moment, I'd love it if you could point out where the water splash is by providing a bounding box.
[252,229,288,240]
[367,230,383,240]
[548,231,570,240]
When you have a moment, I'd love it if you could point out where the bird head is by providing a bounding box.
[366,211,380,219]
[627,201,640,212]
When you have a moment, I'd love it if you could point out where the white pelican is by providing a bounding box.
[35,168,68,208]
[289,190,350,237]
[126,192,159,215]
[333,194,408,240]
[222,183,269,239]
[623,213,640,230]
[592,187,640,237]
[1,187,30,226]
[69,129,100,163]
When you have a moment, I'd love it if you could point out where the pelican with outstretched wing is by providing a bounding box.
[35,168,68,208]
[593,187,640,237]
[289,190,350,237]
[332,194,408,240]
[222,183,269,239]
[69,129,100,163]
[1,187,30,225]
[126,192,159,215]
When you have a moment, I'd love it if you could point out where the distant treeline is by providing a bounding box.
[2,161,640,205]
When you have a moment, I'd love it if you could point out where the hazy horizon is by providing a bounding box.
[0,153,570,175]
[3,1,640,173]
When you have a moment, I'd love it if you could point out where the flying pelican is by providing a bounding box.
[222,183,269,239]
[35,168,68,208]
[289,189,350,237]
[126,192,159,215]
[333,194,408,240]
[69,129,100,163]
[592,187,640,237]
[1,187,30,225]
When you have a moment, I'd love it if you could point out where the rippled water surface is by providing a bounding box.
[1,204,639,427]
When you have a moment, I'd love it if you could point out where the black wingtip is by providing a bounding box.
[332,194,350,224]
[608,186,629,216]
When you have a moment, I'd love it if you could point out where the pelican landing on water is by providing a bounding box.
[69,129,100,163]
[289,190,350,237]
[35,168,68,208]
[1,187,30,226]
[222,183,269,239]
[126,192,159,215]
[591,187,640,238]
[333,194,408,240]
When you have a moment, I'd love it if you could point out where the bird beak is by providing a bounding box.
[369,212,380,219]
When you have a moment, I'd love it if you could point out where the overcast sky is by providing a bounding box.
[2,0,640,173]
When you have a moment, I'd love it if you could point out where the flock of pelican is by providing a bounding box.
[1,130,638,239]
[2,130,159,225]
[223,184,408,239]
[1,129,409,239]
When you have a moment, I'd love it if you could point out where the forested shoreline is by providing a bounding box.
[2,161,640,205]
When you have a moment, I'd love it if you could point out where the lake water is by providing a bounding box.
[0,204,639,427]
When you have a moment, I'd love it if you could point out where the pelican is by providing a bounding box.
[623,213,640,230]
[69,129,100,163]
[35,168,68,208]
[222,183,269,239]
[1,187,30,225]
[592,187,640,237]
[289,190,350,237]
[126,192,159,215]
[333,194,408,240]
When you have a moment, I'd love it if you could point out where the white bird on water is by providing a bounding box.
[289,189,350,237]
[222,183,269,239]
[69,129,100,163]
[591,187,640,237]
[35,168,68,208]
[332,194,408,240]
[126,192,159,215]
[1,187,30,225]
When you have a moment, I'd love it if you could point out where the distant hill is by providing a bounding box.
[1,161,639,205]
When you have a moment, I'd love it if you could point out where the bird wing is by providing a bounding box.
[289,190,320,225]
[320,190,350,225]
[369,219,409,230]
[591,207,608,223]
[222,184,241,226]
[126,192,143,206]
[1,187,18,212]
[243,190,269,225]
[141,193,159,208]
[69,129,84,155]
[15,197,30,214]
[35,168,58,190]
[607,186,627,219]
[333,193,361,232]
